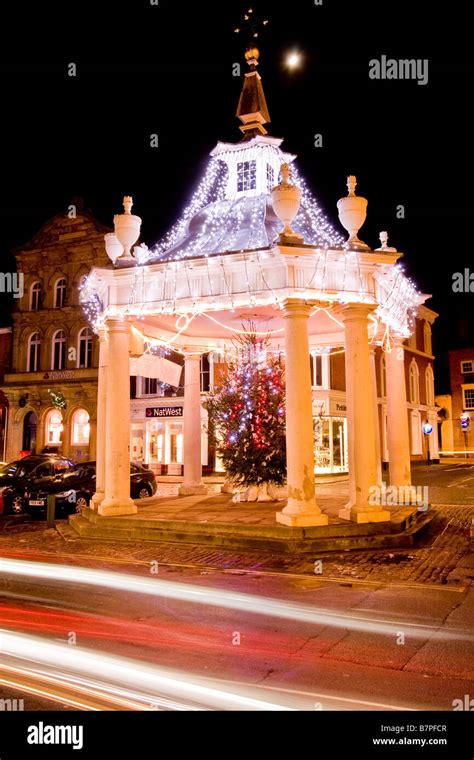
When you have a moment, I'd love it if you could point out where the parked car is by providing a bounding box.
[0,455,75,515]
[26,461,157,516]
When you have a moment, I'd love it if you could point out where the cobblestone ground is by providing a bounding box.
[1,503,473,587]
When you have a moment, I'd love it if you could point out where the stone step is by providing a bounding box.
[69,510,434,554]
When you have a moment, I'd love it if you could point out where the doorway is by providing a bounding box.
[22,411,38,453]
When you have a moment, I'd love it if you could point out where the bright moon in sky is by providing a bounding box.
[287,51,302,69]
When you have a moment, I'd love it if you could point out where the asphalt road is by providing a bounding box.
[0,556,473,711]
[0,462,473,712]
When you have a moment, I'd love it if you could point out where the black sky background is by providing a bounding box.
[1,0,472,392]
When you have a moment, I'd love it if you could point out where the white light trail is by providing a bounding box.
[0,557,471,642]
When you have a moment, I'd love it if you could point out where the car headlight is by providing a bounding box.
[56,490,76,500]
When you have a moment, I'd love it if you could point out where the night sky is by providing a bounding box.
[1,0,472,391]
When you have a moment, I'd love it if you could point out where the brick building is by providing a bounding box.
[437,348,474,456]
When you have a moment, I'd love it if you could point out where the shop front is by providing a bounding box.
[313,394,349,474]
[130,400,208,475]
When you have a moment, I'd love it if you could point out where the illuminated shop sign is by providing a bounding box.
[146,407,183,419]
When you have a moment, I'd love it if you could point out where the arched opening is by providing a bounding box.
[45,409,63,447]
[78,327,93,369]
[52,330,67,370]
[54,278,67,308]
[30,282,42,311]
[22,411,38,453]
[71,409,90,445]
[27,332,41,372]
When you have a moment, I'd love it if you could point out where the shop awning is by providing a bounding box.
[129,354,183,388]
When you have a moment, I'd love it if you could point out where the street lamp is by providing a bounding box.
[423,422,433,466]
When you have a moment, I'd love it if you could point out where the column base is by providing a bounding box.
[90,492,105,511]
[276,503,328,527]
[98,498,138,516]
[339,507,391,524]
[179,484,208,497]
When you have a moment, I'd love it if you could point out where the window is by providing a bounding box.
[409,360,420,405]
[34,462,53,479]
[54,278,67,308]
[78,327,93,369]
[27,332,41,372]
[30,282,42,311]
[45,409,63,445]
[72,409,90,445]
[200,354,211,392]
[425,365,435,407]
[237,160,257,193]
[423,321,432,355]
[52,330,67,370]
[461,361,474,374]
[463,388,474,411]
[267,164,275,191]
[380,354,387,398]
[310,354,323,388]
[142,377,159,396]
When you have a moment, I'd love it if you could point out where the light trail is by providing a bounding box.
[0,630,294,711]
[0,557,471,642]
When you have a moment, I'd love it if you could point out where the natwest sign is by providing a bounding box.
[146,406,183,419]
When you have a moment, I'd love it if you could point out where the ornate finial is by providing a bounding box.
[376,231,398,253]
[123,196,133,215]
[245,46,260,65]
[347,176,357,197]
[337,176,370,251]
[271,163,304,246]
[280,163,291,185]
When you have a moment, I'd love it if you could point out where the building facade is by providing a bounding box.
[2,207,110,463]
[0,327,12,461]
[436,348,474,456]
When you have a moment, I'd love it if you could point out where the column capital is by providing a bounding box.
[105,316,131,335]
[182,351,202,362]
[388,334,408,348]
[335,302,378,322]
[282,299,312,319]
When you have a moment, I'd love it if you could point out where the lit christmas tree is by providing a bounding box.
[206,328,286,501]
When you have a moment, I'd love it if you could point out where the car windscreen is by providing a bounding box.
[0,461,36,478]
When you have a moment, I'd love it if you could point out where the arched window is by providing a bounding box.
[423,321,432,355]
[54,278,67,308]
[45,409,63,445]
[30,282,42,311]
[425,365,435,407]
[78,327,93,369]
[380,354,387,398]
[71,409,90,445]
[409,360,420,405]
[27,332,41,372]
[52,330,67,370]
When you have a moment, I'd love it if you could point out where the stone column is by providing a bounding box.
[385,335,414,495]
[277,300,328,527]
[98,318,137,516]
[91,328,108,510]
[370,346,383,487]
[179,353,207,496]
[338,304,390,523]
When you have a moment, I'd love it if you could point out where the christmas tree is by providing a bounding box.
[206,328,286,496]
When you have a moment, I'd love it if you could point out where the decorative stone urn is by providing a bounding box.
[104,233,124,265]
[337,176,370,251]
[271,163,304,245]
[113,196,142,263]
